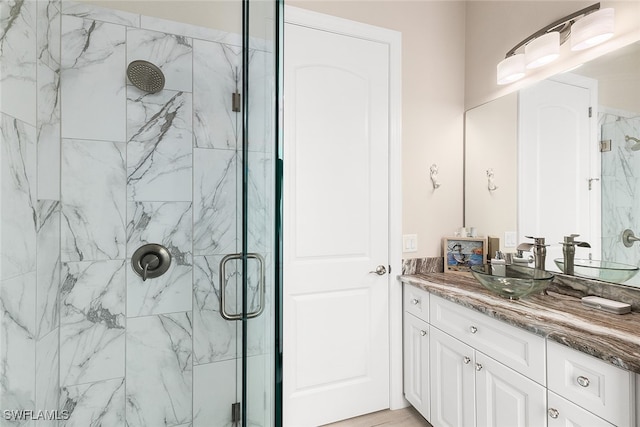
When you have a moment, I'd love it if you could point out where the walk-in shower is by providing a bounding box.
[601,115,640,287]
[0,1,280,426]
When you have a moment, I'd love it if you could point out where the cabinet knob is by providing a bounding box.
[411,298,419,305]
[577,376,590,387]
[475,363,482,371]
[548,408,559,419]
[469,325,478,334]
[463,356,471,364]
[420,330,427,336]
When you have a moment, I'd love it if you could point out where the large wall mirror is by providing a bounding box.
[465,40,640,286]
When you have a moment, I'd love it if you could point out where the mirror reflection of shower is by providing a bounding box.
[626,135,640,151]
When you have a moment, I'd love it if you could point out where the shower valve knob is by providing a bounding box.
[132,244,171,281]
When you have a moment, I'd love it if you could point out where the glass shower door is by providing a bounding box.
[219,1,279,426]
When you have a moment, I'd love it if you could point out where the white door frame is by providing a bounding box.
[284,6,405,410]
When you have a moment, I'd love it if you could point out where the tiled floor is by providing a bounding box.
[324,407,431,426]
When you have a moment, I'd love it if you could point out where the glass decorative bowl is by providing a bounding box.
[553,258,639,283]
[470,264,554,300]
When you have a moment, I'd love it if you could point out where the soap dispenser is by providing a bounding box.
[490,251,506,276]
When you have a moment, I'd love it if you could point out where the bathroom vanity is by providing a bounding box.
[401,273,640,427]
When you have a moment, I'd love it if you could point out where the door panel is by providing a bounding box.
[519,79,594,270]
[283,19,390,427]
[430,328,475,427]
[475,352,546,427]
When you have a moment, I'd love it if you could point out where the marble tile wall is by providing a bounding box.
[600,111,640,287]
[1,1,274,426]
[1,1,62,425]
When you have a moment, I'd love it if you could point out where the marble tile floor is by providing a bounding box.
[324,407,431,427]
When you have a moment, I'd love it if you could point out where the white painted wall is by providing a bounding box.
[465,1,640,110]
[288,1,467,259]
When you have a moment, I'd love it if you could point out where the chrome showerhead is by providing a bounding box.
[625,135,640,151]
[127,60,165,94]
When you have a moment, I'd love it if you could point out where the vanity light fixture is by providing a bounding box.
[497,3,614,85]
[525,31,560,69]
[571,7,615,51]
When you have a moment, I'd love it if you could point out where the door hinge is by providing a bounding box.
[588,107,593,117]
[231,402,241,423]
[600,139,612,152]
[232,92,241,112]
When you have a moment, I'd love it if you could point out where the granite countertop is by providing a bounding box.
[400,272,640,374]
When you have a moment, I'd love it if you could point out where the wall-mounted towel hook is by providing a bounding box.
[430,164,441,189]
[487,169,498,191]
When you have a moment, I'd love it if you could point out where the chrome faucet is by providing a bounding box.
[517,236,548,270]
[560,234,591,275]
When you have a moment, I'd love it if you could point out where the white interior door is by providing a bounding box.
[519,77,598,270]
[283,13,391,427]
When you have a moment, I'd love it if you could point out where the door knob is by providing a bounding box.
[369,265,387,275]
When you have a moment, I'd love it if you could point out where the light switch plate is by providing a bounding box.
[403,234,418,253]
[504,231,517,248]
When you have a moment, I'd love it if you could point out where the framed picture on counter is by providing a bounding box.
[443,237,487,273]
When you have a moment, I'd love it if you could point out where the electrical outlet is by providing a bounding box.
[505,231,517,248]
[403,234,418,253]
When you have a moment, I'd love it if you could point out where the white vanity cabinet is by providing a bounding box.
[429,311,546,427]
[402,282,639,427]
[403,286,546,427]
[403,286,431,419]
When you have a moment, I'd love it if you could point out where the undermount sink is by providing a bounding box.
[554,258,639,283]
[470,264,554,300]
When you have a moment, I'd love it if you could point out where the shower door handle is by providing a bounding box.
[219,253,265,321]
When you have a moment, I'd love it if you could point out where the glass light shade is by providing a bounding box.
[497,54,526,85]
[525,32,560,69]
[571,8,615,51]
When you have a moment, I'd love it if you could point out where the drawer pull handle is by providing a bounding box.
[548,408,559,419]
[469,326,478,334]
[577,376,590,387]
[475,363,482,371]
[420,330,427,336]
[463,356,471,364]
[411,298,419,305]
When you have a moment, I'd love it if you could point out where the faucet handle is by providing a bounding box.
[524,236,548,246]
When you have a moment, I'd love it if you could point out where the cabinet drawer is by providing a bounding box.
[404,284,430,321]
[430,294,545,384]
[548,391,614,427]
[547,340,633,427]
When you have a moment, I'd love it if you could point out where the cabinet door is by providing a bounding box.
[548,391,615,427]
[404,312,430,420]
[430,327,475,427]
[475,352,546,427]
